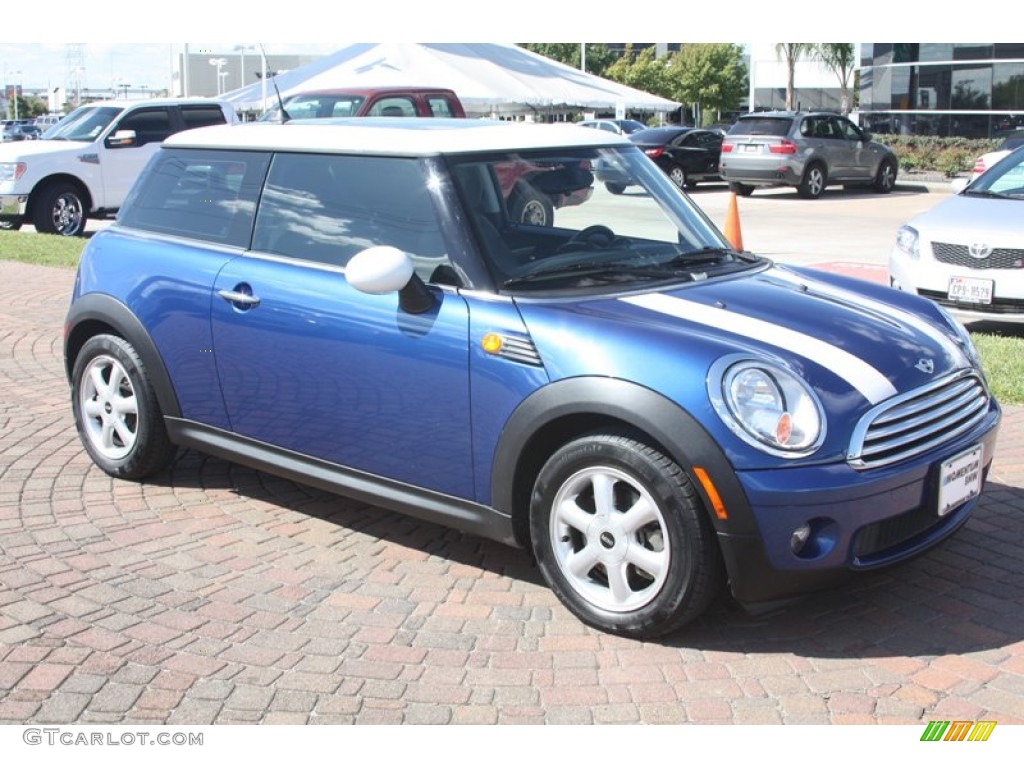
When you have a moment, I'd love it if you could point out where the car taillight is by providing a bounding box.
[721,142,734,153]
[972,158,986,175]
[644,147,664,158]
[769,140,797,154]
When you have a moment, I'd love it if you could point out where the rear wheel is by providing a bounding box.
[798,164,826,199]
[529,431,724,638]
[508,183,554,227]
[604,182,626,195]
[729,182,754,197]
[668,165,688,189]
[71,334,176,479]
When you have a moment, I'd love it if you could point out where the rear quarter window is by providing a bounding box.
[117,148,270,247]
[727,118,792,137]
[180,105,229,130]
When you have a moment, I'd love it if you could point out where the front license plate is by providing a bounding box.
[938,444,983,516]
[948,276,993,304]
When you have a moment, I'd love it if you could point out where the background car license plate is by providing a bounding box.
[948,276,993,304]
[741,144,759,153]
[938,444,983,516]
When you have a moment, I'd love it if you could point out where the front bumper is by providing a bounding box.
[0,193,28,219]
[890,246,1024,324]
[718,401,1000,604]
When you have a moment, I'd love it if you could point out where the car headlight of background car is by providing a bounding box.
[0,162,27,182]
[709,357,826,457]
[894,224,920,259]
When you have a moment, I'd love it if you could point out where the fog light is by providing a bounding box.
[790,523,812,554]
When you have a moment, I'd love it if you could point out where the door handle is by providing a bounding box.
[218,289,261,307]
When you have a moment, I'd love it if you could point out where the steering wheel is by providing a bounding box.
[556,225,620,254]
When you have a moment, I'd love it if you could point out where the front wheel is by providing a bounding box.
[728,182,754,197]
[32,181,88,236]
[604,182,626,195]
[529,431,724,638]
[873,159,896,193]
[71,334,176,479]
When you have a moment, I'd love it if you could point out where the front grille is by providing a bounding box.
[848,371,989,470]
[932,242,1024,270]
[919,289,1024,315]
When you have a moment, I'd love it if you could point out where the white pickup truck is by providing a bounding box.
[0,98,236,236]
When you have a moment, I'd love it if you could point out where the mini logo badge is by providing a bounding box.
[968,243,993,259]
[915,358,935,374]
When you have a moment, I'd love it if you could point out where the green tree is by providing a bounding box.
[667,44,747,126]
[517,44,617,77]
[776,43,813,110]
[603,45,673,99]
[814,43,856,114]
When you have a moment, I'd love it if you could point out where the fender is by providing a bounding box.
[64,292,181,419]
[490,376,758,539]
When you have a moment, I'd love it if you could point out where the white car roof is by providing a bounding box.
[163,118,632,156]
[76,97,233,110]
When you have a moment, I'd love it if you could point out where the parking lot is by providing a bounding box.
[1,180,1023,727]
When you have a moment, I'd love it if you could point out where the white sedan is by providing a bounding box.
[890,145,1024,324]
[969,135,1024,181]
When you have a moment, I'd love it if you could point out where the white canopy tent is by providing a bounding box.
[220,43,680,117]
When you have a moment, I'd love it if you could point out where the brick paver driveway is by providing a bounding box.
[1,259,1023,725]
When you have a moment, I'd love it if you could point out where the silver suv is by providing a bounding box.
[719,111,898,199]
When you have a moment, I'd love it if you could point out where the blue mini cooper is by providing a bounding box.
[65,119,1000,638]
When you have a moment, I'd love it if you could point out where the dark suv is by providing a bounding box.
[720,111,898,199]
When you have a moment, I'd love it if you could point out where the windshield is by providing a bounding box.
[448,145,761,295]
[968,148,1024,199]
[42,105,123,141]
[259,94,366,122]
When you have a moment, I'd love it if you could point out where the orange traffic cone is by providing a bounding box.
[723,192,744,251]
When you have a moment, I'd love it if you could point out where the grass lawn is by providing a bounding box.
[0,229,86,269]
[1,228,1022,405]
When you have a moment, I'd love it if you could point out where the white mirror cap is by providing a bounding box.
[346,246,414,294]
[950,177,969,194]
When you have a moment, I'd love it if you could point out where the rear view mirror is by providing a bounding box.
[347,246,434,314]
[106,129,138,148]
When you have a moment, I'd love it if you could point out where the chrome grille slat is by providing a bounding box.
[932,242,1024,270]
[848,372,989,470]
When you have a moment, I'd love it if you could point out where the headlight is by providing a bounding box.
[709,358,825,457]
[895,224,919,259]
[0,162,27,183]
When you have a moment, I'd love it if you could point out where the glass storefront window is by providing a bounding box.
[993,63,1024,111]
[954,44,993,61]
[918,44,953,62]
[951,65,991,110]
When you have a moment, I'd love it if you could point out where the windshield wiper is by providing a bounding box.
[667,247,736,267]
[962,188,1010,199]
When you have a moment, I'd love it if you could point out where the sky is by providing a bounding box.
[2,2,1019,95]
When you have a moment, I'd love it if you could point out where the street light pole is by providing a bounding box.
[209,57,227,96]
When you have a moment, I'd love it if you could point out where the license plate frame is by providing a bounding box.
[937,444,983,517]
[948,276,994,304]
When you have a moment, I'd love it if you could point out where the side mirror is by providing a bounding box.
[950,177,970,194]
[860,130,872,143]
[106,129,138,148]
[346,246,434,314]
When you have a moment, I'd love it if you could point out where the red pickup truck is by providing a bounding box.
[259,87,593,226]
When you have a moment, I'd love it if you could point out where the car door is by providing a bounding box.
[101,106,176,207]
[210,151,476,499]
[835,117,875,179]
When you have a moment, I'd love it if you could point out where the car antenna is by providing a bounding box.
[258,43,291,123]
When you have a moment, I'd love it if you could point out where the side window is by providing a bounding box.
[251,153,451,280]
[181,106,228,130]
[427,97,456,117]
[114,108,174,146]
[600,122,617,133]
[366,97,417,117]
[117,148,270,247]
[837,118,864,141]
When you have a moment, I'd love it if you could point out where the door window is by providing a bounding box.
[115,108,174,146]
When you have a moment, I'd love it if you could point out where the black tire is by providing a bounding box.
[604,182,626,195]
[32,181,88,236]
[729,182,754,197]
[668,165,688,189]
[529,431,724,639]
[798,163,827,199]
[873,159,897,194]
[71,334,176,480]
[0,218,22,231]
[508,183,554,227]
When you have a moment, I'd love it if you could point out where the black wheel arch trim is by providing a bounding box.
[64,292,182,419]
[490,377,758,542]
[166,418,517,546]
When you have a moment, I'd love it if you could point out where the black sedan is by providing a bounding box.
[597,127,724,194]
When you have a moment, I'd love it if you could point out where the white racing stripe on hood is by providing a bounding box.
[766,267,966,364]
[622,293,898,405]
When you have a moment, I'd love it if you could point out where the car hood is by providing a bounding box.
[518,264,972,412]
[0,138,89,161]
[910,194,1023,240]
